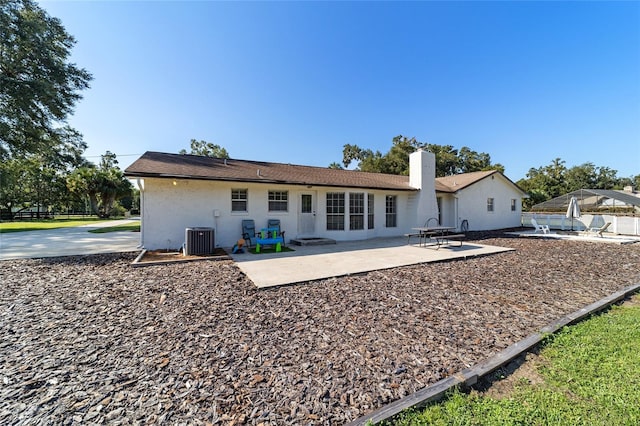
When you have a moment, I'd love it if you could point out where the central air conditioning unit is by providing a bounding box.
[184,227,214,255]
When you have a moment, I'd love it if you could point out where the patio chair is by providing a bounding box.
[267,218,286,244]
[531,218,550,234]
[425,217,440,228]
[241,219,257,248]
[587,222,611,237]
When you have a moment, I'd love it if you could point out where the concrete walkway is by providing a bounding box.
[0,219,141,260]
[230,237,513,288]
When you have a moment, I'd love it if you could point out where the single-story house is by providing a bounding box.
[124,150,527,250]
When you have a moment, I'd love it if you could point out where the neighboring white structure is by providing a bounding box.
[125,150,526,249]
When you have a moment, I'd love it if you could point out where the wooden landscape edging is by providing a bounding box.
[347,282,640,426]
[131,249,231,267]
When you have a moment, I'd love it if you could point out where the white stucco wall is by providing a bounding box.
[450,174,524,231]
[139,177,416,249]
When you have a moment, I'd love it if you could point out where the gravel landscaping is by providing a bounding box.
[1,233,639,425]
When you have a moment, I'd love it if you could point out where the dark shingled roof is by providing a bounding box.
[125,151,523,194]
[125,152,415,191]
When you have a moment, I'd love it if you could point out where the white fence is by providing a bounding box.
[521,212,640,236]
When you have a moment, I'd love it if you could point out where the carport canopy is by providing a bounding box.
[531,189,640,213]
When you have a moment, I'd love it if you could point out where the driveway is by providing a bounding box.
[0,219,141,260]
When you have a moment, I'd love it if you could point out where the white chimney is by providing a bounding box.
[409,150,439,226]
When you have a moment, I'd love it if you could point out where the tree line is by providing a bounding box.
[516,159,639,209]
[331,135,639,210]
[329,135,505,177]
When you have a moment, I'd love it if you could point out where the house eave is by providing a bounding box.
[124,172,418,192]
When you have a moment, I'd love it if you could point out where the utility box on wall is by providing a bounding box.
[185,227,214,255]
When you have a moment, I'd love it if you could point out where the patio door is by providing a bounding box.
[298,192,316,236]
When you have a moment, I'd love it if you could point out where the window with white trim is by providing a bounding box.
[231,189,248,212]
[326,192,345,230]
[268,190,288,212]
[349,193,364,230]
[385,195,397,228]
[511,199,517,212]
[487,198,494,212]
[367,193,374,229]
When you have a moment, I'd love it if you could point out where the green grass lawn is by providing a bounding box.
[390,296,640,426]
[0,217,126,233]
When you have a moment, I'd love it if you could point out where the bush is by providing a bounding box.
[109,202,127,218]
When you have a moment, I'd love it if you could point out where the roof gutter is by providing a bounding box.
[123,173,417,192]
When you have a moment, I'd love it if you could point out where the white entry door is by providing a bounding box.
[298,192,316,236]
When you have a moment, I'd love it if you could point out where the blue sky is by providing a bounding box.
[39,1,640,181]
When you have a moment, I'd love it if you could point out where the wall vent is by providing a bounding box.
[185,227,214,255]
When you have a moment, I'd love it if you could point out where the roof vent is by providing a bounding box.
[224,158,227,166]
[257,169,261,177]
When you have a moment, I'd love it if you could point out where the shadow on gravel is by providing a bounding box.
[35,252,137,266]
[465,228,528,242]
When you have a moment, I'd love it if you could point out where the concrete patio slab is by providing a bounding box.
[230,237,513,288]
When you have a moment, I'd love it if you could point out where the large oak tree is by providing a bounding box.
[179,139,229,158]
[340,135,504,177]
[0,0,92,159]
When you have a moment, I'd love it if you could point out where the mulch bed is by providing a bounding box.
[1,232,639,424]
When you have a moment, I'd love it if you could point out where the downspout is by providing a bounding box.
[136,178,144,249]
[454,195,459,230]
